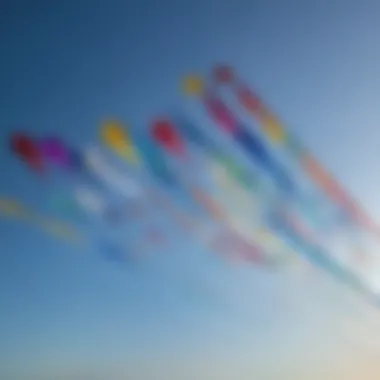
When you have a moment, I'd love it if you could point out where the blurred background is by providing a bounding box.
[1,1,380,379]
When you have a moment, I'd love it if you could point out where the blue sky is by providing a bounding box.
[1,1,380,379]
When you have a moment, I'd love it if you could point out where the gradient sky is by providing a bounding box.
[2,1,380,379]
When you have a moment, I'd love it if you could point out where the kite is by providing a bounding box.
[6,63,380,309]
[73,185,108,215]
[212,65,379,238]
[84,145,143,199]
[151,119,185,157]
[0,197,31,219]
[0,196,85,245]
[11,133,43,172]
[49,192,85,219]
[100,121,138,163]
[182,78,296,194]
[175,117,259,192]
[180,65,380,301]
[132,132,179,187]
[38,137,69,168]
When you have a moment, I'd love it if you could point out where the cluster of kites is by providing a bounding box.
[3,65,380,304]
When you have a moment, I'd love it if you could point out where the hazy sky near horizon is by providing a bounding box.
[2,1,380,379]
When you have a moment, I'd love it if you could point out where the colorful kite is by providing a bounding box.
[211,65,379,237]
[0,197,86,245]
[4,64,380,307]
[10,133,44,172]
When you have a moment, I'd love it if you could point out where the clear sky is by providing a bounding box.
[1,1,380,379]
